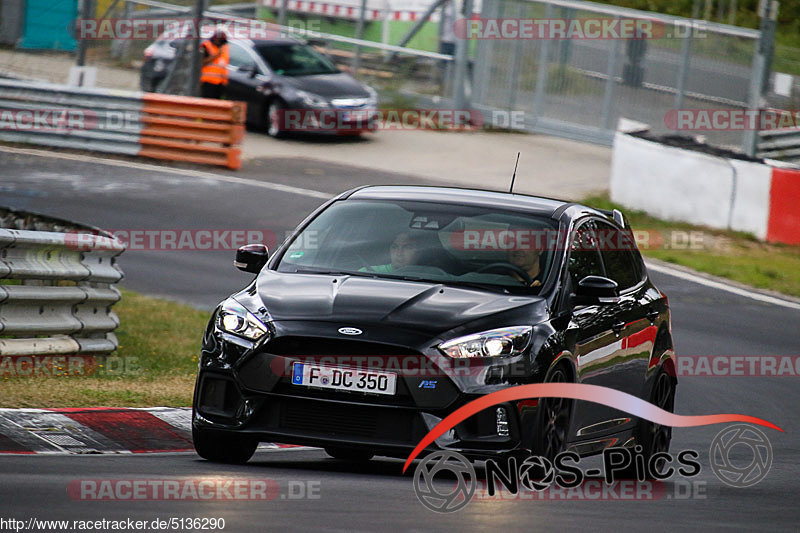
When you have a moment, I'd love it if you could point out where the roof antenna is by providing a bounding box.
[509,152,521,194]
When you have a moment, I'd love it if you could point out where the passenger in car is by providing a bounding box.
[362,232,421,273]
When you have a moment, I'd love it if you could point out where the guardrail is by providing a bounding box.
[0,207,125,357]
[0,79,246,170]
[757,129,800,165]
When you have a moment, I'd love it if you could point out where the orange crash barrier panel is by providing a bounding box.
[139,94,247,170]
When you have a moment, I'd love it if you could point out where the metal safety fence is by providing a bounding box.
[0,207,125,357]
[757,128,800,164]
[0,78,246,169]
[470,0,768,151]
[1,0,792,158]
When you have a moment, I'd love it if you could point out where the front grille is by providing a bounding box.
[276,398,420,443]
[264,336,419,357]
[281,400,379,438]
[264,336,420,357]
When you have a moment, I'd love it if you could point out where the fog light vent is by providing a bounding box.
[496,407,509,437]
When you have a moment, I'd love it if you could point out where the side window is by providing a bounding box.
[228,43,254,69]
[594,220,641,291]
[567,220,605,287]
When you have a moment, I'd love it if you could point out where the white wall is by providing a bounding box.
[610,133,770,239]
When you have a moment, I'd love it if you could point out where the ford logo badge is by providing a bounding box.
[338,327,363,336]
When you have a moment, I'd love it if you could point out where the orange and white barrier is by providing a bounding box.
[0,79,246,170]
[138,94,245,170]
[611,131,800,245]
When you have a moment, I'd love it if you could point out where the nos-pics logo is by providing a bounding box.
[413,424,773,512]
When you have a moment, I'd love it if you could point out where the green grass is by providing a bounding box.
[112,289,209,377]
[584,194,800,297]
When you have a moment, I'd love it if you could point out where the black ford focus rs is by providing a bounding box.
[192,186,676,466]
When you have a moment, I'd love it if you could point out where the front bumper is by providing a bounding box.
[194,372,527,458]
[193,324,537,458]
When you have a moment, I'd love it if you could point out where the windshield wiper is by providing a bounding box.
[293,268,378,278]
[440,280,511,294]
[363,274,511,293]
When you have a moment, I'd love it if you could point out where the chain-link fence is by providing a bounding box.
[471,0,767,151]
[1,0,790,156]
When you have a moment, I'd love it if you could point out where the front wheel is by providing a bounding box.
[618,369,676,479]
[639,370,676,472]
[531,366,573,461]
[193,424,258,464]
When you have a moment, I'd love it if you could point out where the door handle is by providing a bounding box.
[646,309,659,323]
[612,321,626,334]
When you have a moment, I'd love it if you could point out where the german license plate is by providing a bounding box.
[291,363,397,396]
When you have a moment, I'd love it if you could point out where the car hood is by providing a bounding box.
[252,270,545,334]
[282,72,369,99]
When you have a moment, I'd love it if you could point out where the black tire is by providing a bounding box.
[192,424,258,464]
[618,370,676,479]
[266,100,287,139]
[324,447,374,462]
[531,365,573,461]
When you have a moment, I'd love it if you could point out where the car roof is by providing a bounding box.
[344,185,577,218]
[233,37,304,47]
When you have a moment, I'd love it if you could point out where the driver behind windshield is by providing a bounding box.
[361,232,421,273]
[508,238,544,288]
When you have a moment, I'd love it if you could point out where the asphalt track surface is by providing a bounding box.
[1,148,799,531]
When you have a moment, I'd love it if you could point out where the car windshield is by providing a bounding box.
[276,199,560,293]
[256,43,339,76]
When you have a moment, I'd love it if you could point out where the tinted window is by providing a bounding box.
[594,220,641,290]
[256,43,338,76]
[567,220,605,286]
[276,199,559,293]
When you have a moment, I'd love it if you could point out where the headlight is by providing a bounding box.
[296,90,329,109]
[439,326,532,359]
[216,300,269,341]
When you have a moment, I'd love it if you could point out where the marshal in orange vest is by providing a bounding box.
[200,40,230,86]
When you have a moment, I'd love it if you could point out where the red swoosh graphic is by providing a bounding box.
[402,383,783,473]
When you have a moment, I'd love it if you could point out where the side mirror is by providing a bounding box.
[574,276,619,306]
[235,244,269,274]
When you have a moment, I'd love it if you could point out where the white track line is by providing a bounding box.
[646,261,800,311]
[0,145,332,200]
